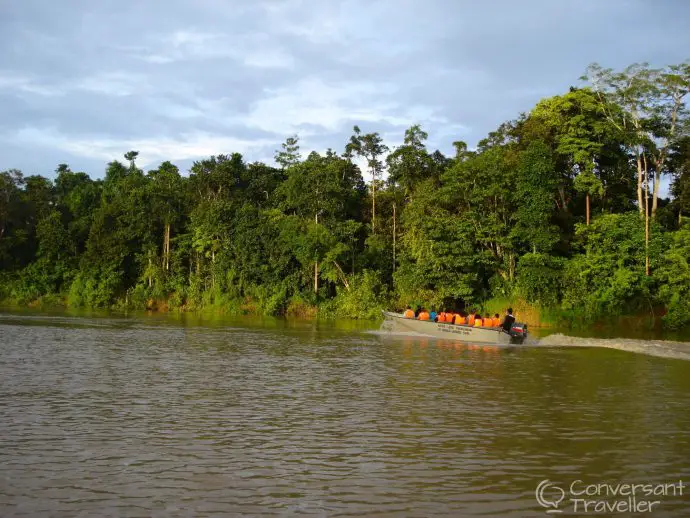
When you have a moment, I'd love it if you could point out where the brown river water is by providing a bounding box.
[1,311,689,517]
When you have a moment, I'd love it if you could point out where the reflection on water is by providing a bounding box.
[1,312,689,517]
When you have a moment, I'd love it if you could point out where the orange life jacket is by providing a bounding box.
[492,317,501,327]
[437,312,446,323]
[403,309,415,319]
[483,317,493,327]
[455,315,466,325]
[468,315,475,326]
[418,311,430,321]
[473,318,483,327]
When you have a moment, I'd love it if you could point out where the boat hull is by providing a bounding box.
[380,311,524,345]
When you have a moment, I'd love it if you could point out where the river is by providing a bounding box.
[1,311,689,517]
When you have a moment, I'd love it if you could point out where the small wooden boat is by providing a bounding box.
[380,311,528,345]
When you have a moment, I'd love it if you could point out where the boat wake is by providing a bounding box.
[537,333,690,361]
[372,327,690,361]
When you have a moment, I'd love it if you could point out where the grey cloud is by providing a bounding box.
[1,0,688,176]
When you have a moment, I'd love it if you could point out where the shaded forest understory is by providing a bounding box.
[1,62,690,329]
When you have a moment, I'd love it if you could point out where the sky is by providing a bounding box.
[1,0,689,179]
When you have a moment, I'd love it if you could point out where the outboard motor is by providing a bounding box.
[508,323,528,343]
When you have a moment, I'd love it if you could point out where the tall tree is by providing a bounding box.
[649,64,690,216]
[442,144,518,282]
[583,63,655,216]
[512,141,559,252]
[189,153,246,202]
[386,125,434,200]
[274,135,302,169]
[277,151,364,293]
[584,62,690,218]
[530,88,624,225]
[0,170,25,265]
[346,126,388,233]
[148,161,185,272]
[124,150,140,171]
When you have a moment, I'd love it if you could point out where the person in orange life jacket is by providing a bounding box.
[501,308,516,332]
[417,308,431,321]
[492,313,501,327]
[483,314,493,327]
[454,312,467,325]
[403,306,415,319]
[436,308,445,322]
[467,310,476,326]
[473,314,484,327]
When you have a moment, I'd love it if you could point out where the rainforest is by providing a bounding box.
[1,63,689,330]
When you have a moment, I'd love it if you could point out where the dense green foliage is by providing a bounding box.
[1,62,689,328]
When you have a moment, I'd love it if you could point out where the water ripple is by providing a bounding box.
[1,315,689,516]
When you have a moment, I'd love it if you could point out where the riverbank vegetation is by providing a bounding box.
[1,62,689,329]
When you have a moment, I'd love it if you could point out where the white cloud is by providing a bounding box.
[168,29,219,48]
[149,100,204,120]
[0,74,64,97]
[76,71,150,97]
[131,29,295,69]
[242,47,294,69]
[259,0,351,45]
[9,127,275,168]
[0,70,150,98]
[240,77,447,136]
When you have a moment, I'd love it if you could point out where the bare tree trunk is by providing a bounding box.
[211,249,215,289]
[163,223,171,271]
[636,151,644,215]
[643,153,650,277]
[557,186,568,213]
[333,260,350,291]
[371,179,376,234]
[314,212,318,294]
[586,193,590,226]
[392,203,396,273]
[148,256,152,288]
[162,225,166,269]
[652,169,661,219]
